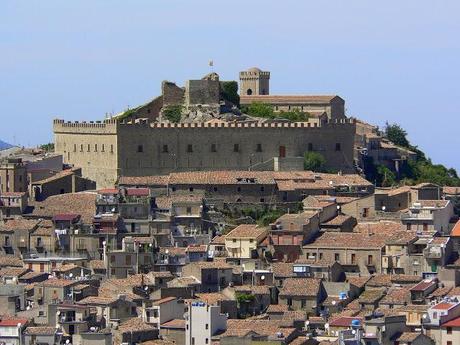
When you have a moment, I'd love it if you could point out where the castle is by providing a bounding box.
[54,68,357,188]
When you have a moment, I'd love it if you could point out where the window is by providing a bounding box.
[301,299,306,308]
[319,252,323,259]
[186,207,192,215]
[335,253,340,261]
[110,255,115,263]
[94,144,98,152]
[407,224,411,230]
[137,145,143,153]
[260,198,265,202]
[287,298,292,306]
[213,187,218,192]
[126,256,132,265]
[110,144,114,153]
[351,253,356,264]
[187,144,193,153]
[256,143,262,152]
[233,144,239,152]
[308,143,313,151]
[237,187,241,192]
[368,255,373,265]
[73,144,77,152]
[205,324,209,330]
[205,339,208,344]
[335,143,341,151]
[189,187,194,192]
[233,239,237,243]
[423,223,428,231]
[87,144,90,152]
[447,341,452,345]
[447,327,452,334]
[249,239,254,243]
[80,144,83,152]
[161,145,168,153]
[102,144,105,152]
[211,144,217,152]
[260,186,265,192]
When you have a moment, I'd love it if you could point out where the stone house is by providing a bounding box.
[0,191,28,219]
[143,296,184,328]
[362,312,407,345]
[0,318,29,345]
[181,261,233,293]
[410,183,442,201]
[402,200,454,235]
[77,295,137,328]
[224,285,271,317]
[395,332,435,345]
[375,186,411,212]
[154,247,188,274]
[116,317,158,345]
[0,218,41,255]
[23,326,60,345]
[410,279,438,304]
[278,277,325,314]
[225,224,267,259]
[30,220,56,255]
[382,231,421,275]
[302,230,390,275]
[269,211,320,262]
[34,279,80,305]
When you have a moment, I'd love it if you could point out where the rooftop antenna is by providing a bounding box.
[209,60,214,72]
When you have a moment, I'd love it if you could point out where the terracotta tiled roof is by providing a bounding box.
[89,260,106,270]
[153,297,177,305]
[303,231,387,249]
[160,319,185,329]
[159,247,186,256]
[0,267,29,278]
[0,218,40,232]
[118,317,155,333]
[354,221,403,235]
[226,224,267,239]
[195,292,230,305]
[447,286,460,297]
[169,171,276,185]
[118,175,169,186]
[380,288,411,305]
[329,316,363,327]
[24,326,56,335]
[240,95,339,104]
[77,296,119,306]
[442,315,460,327]
[222,319,285,338]
[266,304,289,313]
[346,275,371,288]
[385,231,418,245]
[186,244,208,253]
[186,261,233,270]
[234,285,270,295]
[451,220,460,237]
[29,192,97,224]
[279,277,321,297]
[167,276,201,288]
[410,280,436,292]
[210,235,226,245]
[0,256,23,267]
[322,214,354,227]
[430,286,453,298]
[357,289,385,304]
[271,263,295,278]
[40,279,77,288]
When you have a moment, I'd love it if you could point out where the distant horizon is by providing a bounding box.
[1,0,459,171]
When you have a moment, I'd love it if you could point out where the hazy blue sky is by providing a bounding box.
[1,1,459,170]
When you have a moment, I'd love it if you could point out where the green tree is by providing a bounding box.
[376,165,396,187]
[384,122,410,148]
[221,81,240,106]
[303,152,326,172]
[163,105,183,123]
[244,102,274,118]
[40,143,55,152]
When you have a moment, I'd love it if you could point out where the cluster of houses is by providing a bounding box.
[1,168,460,345]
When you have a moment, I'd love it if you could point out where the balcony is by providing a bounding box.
[424,248,442,259]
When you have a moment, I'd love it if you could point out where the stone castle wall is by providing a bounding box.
[53,119,120,187]
[54,119,357,188]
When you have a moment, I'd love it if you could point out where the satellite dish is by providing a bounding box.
[144,286,149,291]
[66,340,70,344]
[332,300,337,306]
[261,275,265,280]
[382,206,386,211]
[352,329,356,335]
[69,273,73,278]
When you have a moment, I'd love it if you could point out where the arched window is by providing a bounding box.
[246,89,253,95]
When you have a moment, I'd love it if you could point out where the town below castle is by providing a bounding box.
[1,67,459,345]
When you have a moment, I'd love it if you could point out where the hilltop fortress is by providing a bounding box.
[54,68,358,188]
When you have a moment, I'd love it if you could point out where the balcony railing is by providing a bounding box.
[424,248,442,259]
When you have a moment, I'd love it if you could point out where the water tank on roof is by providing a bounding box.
[351,319,361,327]
[339,292,348,300]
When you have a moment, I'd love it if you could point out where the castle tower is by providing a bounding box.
[239,67,270,95]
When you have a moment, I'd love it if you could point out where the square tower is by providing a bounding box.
[239,67,270,95]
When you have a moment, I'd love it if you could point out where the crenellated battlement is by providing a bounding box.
[115,117,355,129]
[53,118,118,133]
